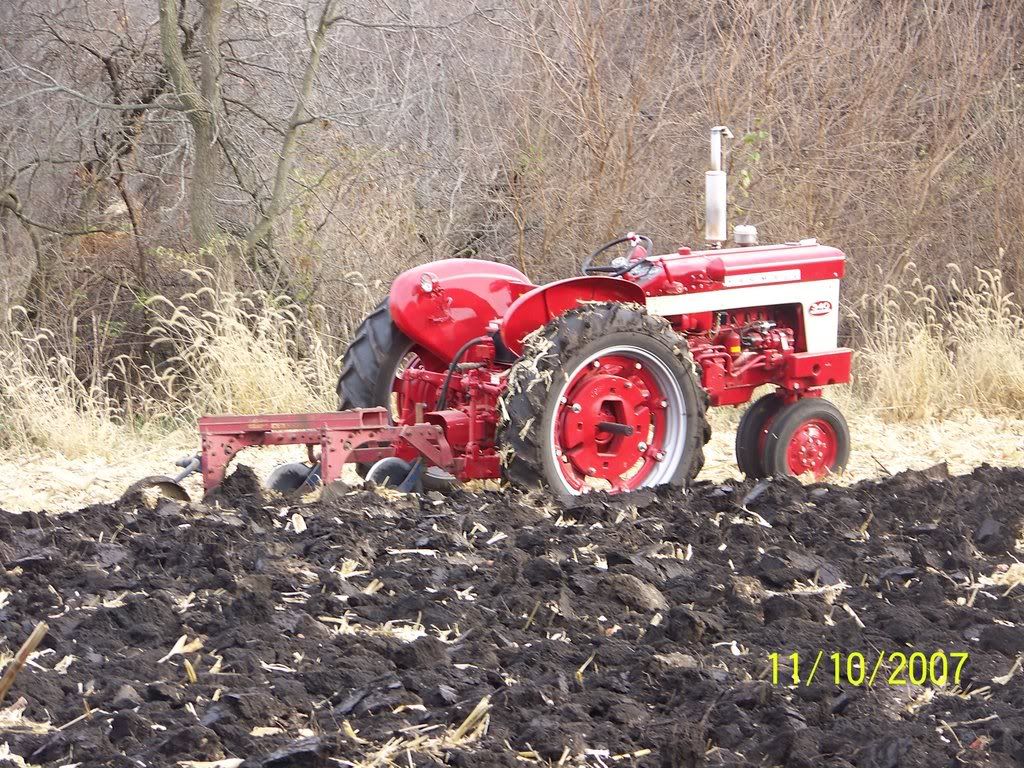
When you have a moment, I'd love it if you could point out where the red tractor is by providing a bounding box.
[171,127,851,503]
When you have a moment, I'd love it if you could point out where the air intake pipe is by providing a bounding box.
[705,125,733,247]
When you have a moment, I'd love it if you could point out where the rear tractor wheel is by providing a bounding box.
[498,303,710,501]
[333,298,457,491]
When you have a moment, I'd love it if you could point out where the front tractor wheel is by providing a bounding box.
[734,392,785,478]
[499,304,709,501]
[761,397,850,480]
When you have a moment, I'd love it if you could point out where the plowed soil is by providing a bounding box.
[1,464,1023,767]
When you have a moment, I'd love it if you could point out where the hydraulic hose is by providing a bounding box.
[435,335,492,410]
[399,334,492,493]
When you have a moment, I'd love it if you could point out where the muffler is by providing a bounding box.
[705,125,733,247]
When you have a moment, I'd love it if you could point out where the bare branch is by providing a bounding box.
[245,0,338,253]
[0,189,117,236]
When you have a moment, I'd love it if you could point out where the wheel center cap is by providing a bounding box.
[559,373,651,478]
[789,422,833,473]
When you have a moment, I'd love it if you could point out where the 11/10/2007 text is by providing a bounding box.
[768,650,969,687]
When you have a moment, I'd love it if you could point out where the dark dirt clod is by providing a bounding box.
[1,464,1023,767]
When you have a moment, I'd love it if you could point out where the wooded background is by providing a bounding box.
[1,0,1022,358]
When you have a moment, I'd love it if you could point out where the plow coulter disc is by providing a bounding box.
[266,462,322,494]
[121,476,191,504]
[365,457,414,489]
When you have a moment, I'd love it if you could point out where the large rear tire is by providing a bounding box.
[498,303,709,502]
[337,299,416,414]
[336,299,456,490]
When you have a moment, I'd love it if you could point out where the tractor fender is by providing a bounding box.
[500,276,646,356]
[389,258,534,363]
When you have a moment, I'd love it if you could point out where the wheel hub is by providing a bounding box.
[786,418,838,478]
[552,351,680,492]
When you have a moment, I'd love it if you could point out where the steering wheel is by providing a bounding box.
[581,232,654,277]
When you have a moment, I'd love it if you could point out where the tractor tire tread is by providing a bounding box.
[735,392,785,478]
[336,299,410,411]
[497,302,710,496]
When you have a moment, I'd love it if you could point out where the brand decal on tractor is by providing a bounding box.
[809,300,833,316]
[722,269,802,288]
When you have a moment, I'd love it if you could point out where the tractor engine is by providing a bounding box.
[397,340,504,480]
[690,317,797,406]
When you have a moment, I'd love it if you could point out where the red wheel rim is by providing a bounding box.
[550,348,685,494]
[785,418,839,479]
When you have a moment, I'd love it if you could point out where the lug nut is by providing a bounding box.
[638,442,648,452]
[625,381,633,389]
[588,467,597,475]
[571,403,582,413]
[655,450,666,461]
[635,362,642,370]
[561,455,569,463]
[560,396,568,404]
[660,400,668,408]
[592,360,601,368]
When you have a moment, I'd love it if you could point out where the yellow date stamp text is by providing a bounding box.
[768,650,969,687]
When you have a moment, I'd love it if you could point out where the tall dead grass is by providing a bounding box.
[0,267,1020,459]
[0,272,346,456]
[0,314,129,458]
[146,275,340,420]
[852,266,1024,420]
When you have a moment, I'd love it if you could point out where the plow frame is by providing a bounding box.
[198,408,454,492]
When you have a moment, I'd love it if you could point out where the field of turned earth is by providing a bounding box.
[1,460,1023,767]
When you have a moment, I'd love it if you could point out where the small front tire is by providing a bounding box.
[735,392,785,478]
[761,397,850,479]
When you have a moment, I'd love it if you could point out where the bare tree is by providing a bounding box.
[0,0,1019,335]
[158,0,223,255]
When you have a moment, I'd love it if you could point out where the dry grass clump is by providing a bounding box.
[147,274,340,419]
[0,312,133,458]
[0,271,344,458]
[852,266,1024,420]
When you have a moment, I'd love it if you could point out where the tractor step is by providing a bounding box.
[198,407,453,493]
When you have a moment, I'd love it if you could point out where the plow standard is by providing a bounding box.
[144,127,853,502]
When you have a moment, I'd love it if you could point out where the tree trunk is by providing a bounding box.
[159,0,227,283]
[245,0,337,256]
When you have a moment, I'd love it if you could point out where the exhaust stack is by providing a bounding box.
[705,126,733,247]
